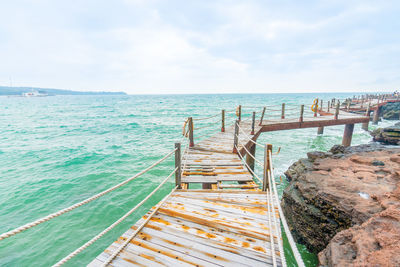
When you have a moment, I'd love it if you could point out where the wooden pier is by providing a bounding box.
[1,93,398,267]
[89,120,287,266]
[90,94,399,266]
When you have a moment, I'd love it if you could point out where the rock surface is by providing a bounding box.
[371,122,400,145]
[281,144,400,266]
[382,102,400,120]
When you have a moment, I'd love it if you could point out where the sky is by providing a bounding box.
[0,0,399,94]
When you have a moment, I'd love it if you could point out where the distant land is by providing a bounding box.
[0,86,126,96]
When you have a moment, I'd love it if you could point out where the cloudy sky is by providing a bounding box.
[0,0,399,94]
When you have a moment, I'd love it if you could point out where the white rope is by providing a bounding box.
[0,149,177,241]
[194,120,220,130]
[237,140,264,167]
[268,169,286,267]
[269,151,305,267]
[235,145,263,185]
[102,186,179,266]
[192,113,220,121]
[52,167,178,266]
[236,123,264,148]
[266,187,277,267]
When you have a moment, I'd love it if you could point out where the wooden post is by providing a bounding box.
[373,107,380,124]
[188,117,194,147]
[334,103,340,120]
[238,105,242,122]
[314,99,318,117]
[361,99,364,108]
[281,103,285,119]
[320,100,323,112]
[259,107,266,125]
[317,126,324,135]
[246,144,256,172]
[221,109,225,132]
[251,111,255,135]
[174,143,181,189]
[299,105,304,122]
[342,124,354,147]
[263,144,273,191]
[233,120,239,153]
[327,101,330,112]
[362,104,370,131]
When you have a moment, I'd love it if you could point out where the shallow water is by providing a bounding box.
[0,93,395,266]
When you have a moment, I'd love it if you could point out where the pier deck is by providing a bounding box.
[89,120,287,266]
[90,190,282,267]
[89,103,374,266]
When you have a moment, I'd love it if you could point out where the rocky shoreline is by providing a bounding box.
[282,142,400,266]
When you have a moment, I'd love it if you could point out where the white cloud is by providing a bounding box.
[0,0,399,93]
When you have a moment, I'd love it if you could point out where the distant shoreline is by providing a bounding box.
[0,86,126,96]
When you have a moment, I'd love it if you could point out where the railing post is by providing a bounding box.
[314,98,318,117]
[263,144,273,191]
[188,117,194,147]
[221,110,225,132]
[334,103,340,120]
[362,103,370,131]
[320,100,323,112]
[259,107,266,125]
[299,105,304,122]
[281,103,285,119]
[233,120,239,153]
[327,101,330,112]
[251,111,255,135]
[174,143,181,189]
[238,105,242,122]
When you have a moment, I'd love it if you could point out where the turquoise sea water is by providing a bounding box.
[0,93,395,266]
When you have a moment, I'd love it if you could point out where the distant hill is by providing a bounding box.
[0,86,126,96]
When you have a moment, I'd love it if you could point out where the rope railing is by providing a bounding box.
[235,122,267,149]
[192,113,220,121]
[234,144,263,185]
[0,148,177,242]
[268,150,305,267]
[53,167,178,266]
[102,186,179,266]
[237,139,264,166]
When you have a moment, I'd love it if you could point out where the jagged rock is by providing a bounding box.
[371,122,400,145]
[319,193,400,266]
[382,102,400,120]
[281,144,400,264]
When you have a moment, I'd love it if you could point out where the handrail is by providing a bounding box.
[268,150,305,267]
[234,145,263,184]
[53,167,178,266]
[0,148,177,241]
[192,113,220,121]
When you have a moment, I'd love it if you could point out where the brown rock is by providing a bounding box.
[319,203,400,267]
[281,145,400,263]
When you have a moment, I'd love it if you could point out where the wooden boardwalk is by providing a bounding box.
[90,190,283,267]
[89,100,380,267]
[89,95,398,266]
[89,121,286,266]
[180,122,262,189]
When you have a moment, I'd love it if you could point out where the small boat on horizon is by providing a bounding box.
[22,90,48,97]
